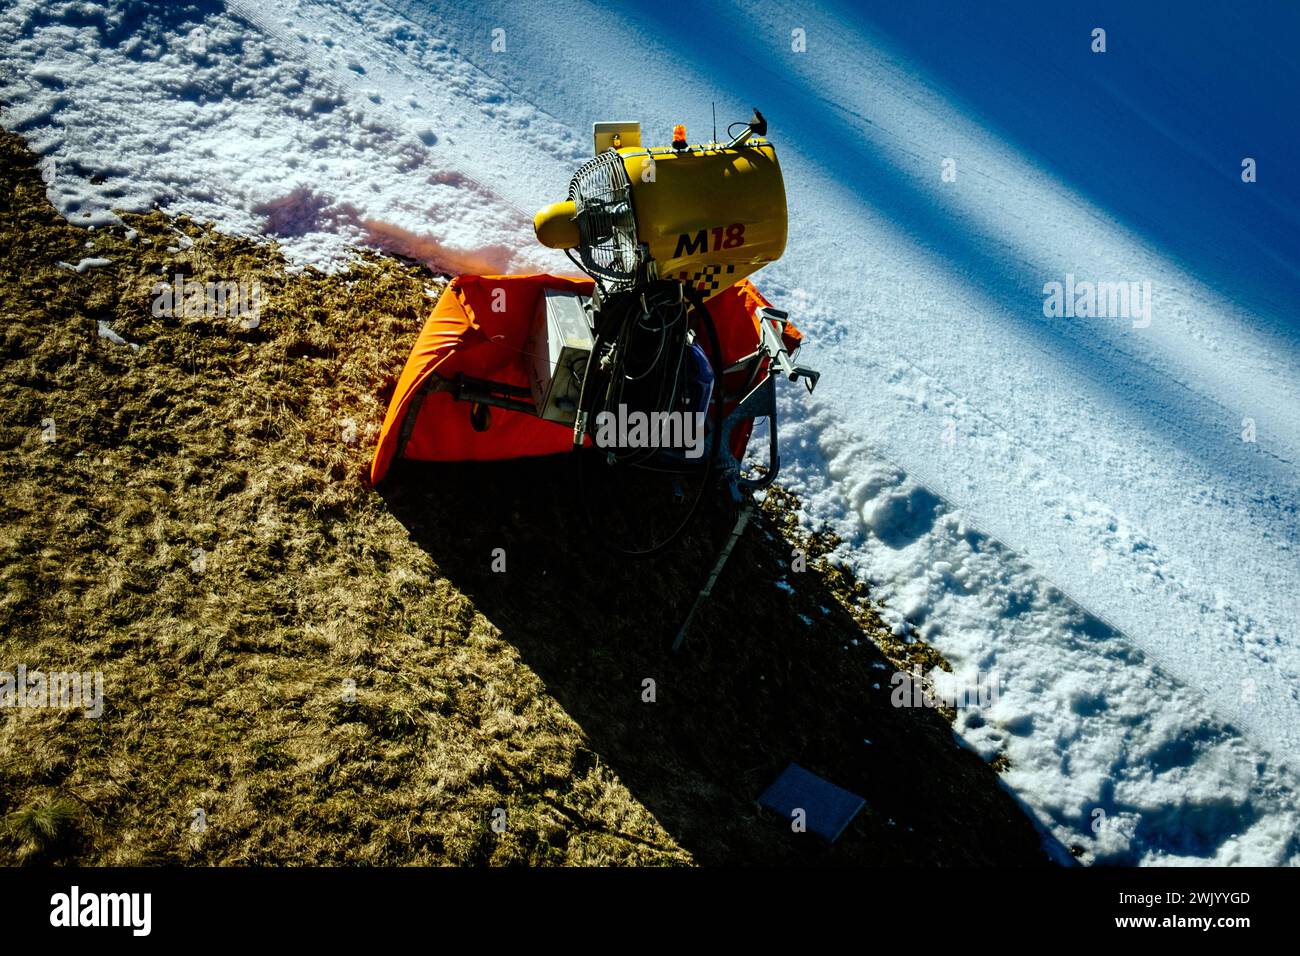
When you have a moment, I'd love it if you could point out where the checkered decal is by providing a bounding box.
[674,263,736,292]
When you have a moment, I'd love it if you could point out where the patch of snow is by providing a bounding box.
[56,257,111,273]
[96,320,138,351]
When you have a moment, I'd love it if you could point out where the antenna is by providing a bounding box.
[712,101,717,144]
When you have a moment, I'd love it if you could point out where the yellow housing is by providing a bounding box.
[533,201,580,249]
[534,138,787,299]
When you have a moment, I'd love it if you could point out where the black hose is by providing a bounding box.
[575,281,726,557]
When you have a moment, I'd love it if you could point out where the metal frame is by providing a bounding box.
[711,306,820,500]
[673,306,819,652]
[399,299,821,655]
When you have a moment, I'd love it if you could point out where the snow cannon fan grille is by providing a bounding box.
[567,151,645,289]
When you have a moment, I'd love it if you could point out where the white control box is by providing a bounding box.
[526,289,593,425]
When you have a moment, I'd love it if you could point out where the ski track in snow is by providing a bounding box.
[2,0,1298,864]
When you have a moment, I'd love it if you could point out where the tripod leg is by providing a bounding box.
[671,501,753,653]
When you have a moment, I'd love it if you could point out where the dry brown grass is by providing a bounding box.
[0,127,682,864]
[0,126,1050,866]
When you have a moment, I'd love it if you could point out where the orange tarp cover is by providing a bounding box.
[370,274,800,484]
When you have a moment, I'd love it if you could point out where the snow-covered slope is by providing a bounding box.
[2,0,1297,864]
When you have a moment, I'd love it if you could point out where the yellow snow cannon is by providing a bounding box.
[533,110,787,300]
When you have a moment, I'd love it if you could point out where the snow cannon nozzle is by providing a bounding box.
[534,201,579,249]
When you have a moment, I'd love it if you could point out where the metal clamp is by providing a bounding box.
[756,307,820,393]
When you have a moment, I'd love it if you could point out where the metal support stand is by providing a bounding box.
[672,307,820,652]
[672,501,753,654]
[420,294,820,655]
